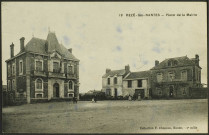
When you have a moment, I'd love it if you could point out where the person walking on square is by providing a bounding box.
[128,94,132,101]
[94,94,97,103]
[73,96,76,104]
[92,96,95,103]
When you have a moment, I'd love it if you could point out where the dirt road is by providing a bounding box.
[2,99,208,133]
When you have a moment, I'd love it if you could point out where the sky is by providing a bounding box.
[1,2,207,93]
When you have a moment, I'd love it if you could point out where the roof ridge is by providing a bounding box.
[110,69,125,72]
[165,55,187,60]
[131,70,150,73]
[32,37,46,41]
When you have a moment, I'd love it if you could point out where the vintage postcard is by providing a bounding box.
[1,2,208,134]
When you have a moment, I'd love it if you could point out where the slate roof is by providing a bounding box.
[102,69,126,78]
[25,37,47,54]
[151,56,196,70]
[24,32,79,61]
[124,70,151,80]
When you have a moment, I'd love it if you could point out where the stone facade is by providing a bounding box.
[6,32,79,103]
[150,55,202,99]
[123,71,151,99]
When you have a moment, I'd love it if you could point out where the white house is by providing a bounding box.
[102,65,130,98]
[123,70,151,99]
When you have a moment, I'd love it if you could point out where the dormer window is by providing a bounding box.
[173,60,178,65]
[168,60,178,66]
[168,60,172,66]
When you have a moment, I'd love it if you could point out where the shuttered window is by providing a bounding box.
[181,70,187,81]
[36,79,42,89]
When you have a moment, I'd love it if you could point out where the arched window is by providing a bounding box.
[69,81,73,90]
[36,78,42,89]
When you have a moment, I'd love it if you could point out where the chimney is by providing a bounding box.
[155,60,159,66]
[20,37,25,52]
[106,68,111,73]
[125,65,130,72]
[68,48,72,53]
[195,54,199,66]
[10,43,14,58]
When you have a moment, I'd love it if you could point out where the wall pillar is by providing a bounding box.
[26,56,31,103]
[48,79,52,100]
[26,76,30,103]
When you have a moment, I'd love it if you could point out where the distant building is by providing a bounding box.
[123,71,151,99]
[5,31,79,103]
[102,55,203,99]
[102,65,130,98]
[150,55,202,99]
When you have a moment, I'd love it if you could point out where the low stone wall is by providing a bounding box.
[190,87,208,99]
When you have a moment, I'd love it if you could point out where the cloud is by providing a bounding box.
[116,26,122,33]
[112,45,122,52]
[116,46,122,51]
[63,36,70,45]
[152,43,163,53]
[74,44,82,50]
[150,26,156,32]
[142,60,148,65]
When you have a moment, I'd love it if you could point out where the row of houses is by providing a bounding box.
[102,55,204,99]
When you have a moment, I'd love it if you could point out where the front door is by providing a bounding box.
[135,89,145,99]
[169,86,174,97]
[114,88,117,98]
[53,83,59,98]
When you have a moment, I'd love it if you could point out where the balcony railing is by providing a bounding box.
[66,73,77,79]
[48,72,65,78]
[156,78,189,84]
[32,70,47,77]
[68,89,74,93]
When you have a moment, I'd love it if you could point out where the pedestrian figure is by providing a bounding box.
[75,97,77,104]
[92,97,95,102]
[73,96,77,104]
[128,94,132,101]
[94,94,97,103]
[73,97,75,104]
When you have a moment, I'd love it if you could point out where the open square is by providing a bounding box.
[2,99,208,133]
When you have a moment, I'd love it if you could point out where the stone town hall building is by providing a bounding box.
[5,32,79,103]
